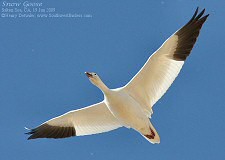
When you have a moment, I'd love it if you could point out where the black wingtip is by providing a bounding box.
[173,7,209,61]
[24,127,36,136]
[24,127,31,134]
[196,7,199,13]
[194,7,199,16]
[27,131,38,140]
[186,7,208,26]
[27,136,34,140]
[25,128,35,140]
[205,14,210,18]
[199,14,209,23]
[25,131,33,135]
[187,7,199,25]
[25,123,77,140]
[195,8,206,20]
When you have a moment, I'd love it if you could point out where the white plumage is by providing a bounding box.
[26,8,208,144]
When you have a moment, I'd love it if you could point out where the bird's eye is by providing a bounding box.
[94,74,97,75]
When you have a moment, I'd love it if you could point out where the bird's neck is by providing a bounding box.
[96,80,110,94]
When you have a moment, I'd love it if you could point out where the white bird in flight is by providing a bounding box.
[26,8,208,144]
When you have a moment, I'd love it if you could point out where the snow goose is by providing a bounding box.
[25,8,209,144]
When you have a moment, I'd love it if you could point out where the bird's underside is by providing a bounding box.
[25,8,209,144]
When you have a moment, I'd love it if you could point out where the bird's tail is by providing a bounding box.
[141,122,160,144]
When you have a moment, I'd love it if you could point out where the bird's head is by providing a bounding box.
[85,72,109,93]
[85,72,102,86]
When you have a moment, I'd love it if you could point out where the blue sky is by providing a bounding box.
[1,0,225,159]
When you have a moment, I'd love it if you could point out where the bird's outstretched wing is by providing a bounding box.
[26,102,121,139]
[123,8,209,116]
